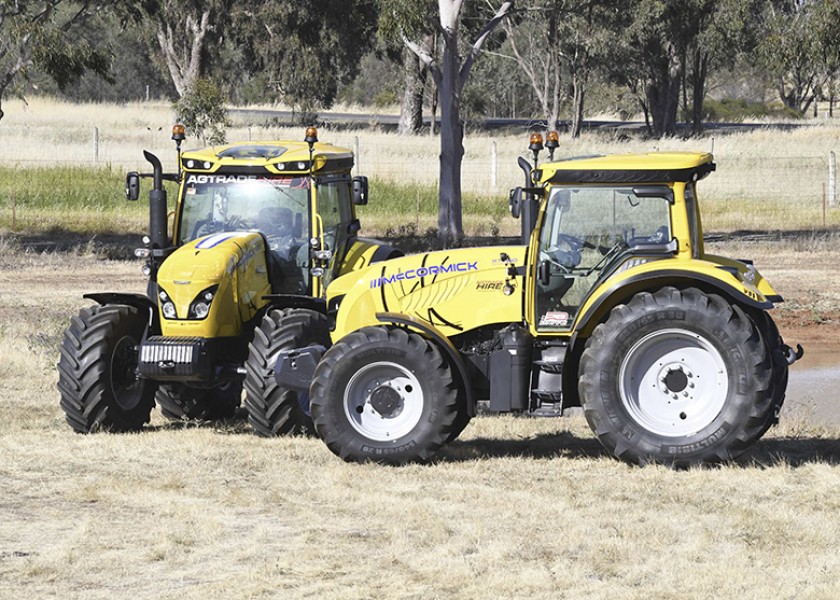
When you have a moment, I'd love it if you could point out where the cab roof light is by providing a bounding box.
[305,127,318,144]
[529,132,544,167]
[529,132,544,152]
[172,123,186,141]
[545,131,559,160]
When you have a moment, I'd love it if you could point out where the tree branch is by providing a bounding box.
[403,34,441,84]
[459,1,513,90]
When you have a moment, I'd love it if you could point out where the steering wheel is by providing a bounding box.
[193,219,224,239]
[556,233,595,252]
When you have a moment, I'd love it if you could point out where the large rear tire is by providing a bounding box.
[310,326,460,465]
[747,309,790,437]
[156,382,242,422]
[244,308,329,437]
[579,287,773,466]
[57,305,157,433]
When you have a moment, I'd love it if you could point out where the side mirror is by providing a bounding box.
[126,172,140,201]
[509,187,523,219]
[352,176,369,205]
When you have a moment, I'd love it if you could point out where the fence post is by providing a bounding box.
[491,140,498,190]
[354,136,361,175]
[829,151,836,208]
[93,127,99,164]
[247,127,252,142]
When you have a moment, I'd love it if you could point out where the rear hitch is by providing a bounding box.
[784,343,804,366]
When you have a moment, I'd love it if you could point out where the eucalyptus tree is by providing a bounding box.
[756,0,822,115]
[0,0,114,121]
[380,0,514,245]
[229,0,378,116]
[134,0,233,98]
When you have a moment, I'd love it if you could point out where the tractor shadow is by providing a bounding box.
[441,431,840,468]
[441,430,612,462]
[740,436,840,467]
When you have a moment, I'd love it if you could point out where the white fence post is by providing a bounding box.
[354,136,361,175]
[491,140,498,190]
[93,127,99,164]
[829,151,836,208]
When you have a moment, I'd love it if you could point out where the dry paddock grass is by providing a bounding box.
[2,241,840,598]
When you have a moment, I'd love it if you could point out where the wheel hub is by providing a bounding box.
[369,386,404,418]
[657,363,694,398]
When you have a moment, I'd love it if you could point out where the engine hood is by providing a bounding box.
[328,245,528,340]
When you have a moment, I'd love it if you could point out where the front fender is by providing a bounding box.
[83,292,159,335]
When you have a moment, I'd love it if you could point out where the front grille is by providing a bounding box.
[138,336,210,381]
[140,340,197,364]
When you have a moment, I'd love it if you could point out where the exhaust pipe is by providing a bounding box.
[144,151,168,250]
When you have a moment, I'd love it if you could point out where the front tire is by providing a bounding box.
[244,308,329,437]
[579,287,772,466]
[57,305,157,433]
[310,326,459,465]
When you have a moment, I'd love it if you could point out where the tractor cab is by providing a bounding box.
[169,128,367,297]
[525,153,711,332]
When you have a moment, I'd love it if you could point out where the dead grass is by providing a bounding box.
[0,244,839,597]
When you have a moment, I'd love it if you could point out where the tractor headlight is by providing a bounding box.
[162,302,177,319]
[158,288,178,319]
[188,285,218,320]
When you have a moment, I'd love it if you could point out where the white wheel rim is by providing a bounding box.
[343,361,424,442]
[618,328,729,437]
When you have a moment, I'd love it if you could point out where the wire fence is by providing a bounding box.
[2,124,839,233]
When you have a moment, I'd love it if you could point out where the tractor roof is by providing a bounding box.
[180,140,354,176]
[539,151,715,185]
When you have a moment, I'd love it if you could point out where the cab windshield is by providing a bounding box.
[178,174,309,252]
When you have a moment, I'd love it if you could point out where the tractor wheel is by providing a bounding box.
[156,382,242,422]
[579,287,773,466]
[309,326,460,465]
[747,309,790,437]
[244,308,329,437]
[57,305,157,433]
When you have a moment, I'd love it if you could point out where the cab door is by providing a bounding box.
[314,175,353,291]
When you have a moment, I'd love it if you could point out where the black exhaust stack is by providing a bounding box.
[144,150,168,251]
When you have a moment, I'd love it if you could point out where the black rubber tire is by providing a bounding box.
[579,287,773,466]
[57,305,157,433]
[747,309,790,437]
[156,382,242,422]
[310,326,460,465]
[244,308,330,437]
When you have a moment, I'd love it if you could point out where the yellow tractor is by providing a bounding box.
[57,126,400,436]
[278,134,803,466]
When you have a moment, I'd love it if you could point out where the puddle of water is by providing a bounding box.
[785,348,840,426]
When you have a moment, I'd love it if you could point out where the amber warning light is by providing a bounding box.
[171,123,186,141]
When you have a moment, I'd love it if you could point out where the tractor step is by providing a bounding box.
[531,389,563,403]
[529,401,564,418]
[534,359,563,374]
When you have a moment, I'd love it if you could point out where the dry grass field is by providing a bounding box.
[1,235,840,599]
[3,98,840,598]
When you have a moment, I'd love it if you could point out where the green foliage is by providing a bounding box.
[230,0,378,112]
[173,79,228,145]
[700,98,803,122]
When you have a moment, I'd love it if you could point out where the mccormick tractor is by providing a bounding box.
[57,126,400,436]
[277,134,803,466]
